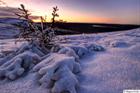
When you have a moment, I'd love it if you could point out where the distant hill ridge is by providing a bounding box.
[0,18,24,25]
[0,17,139,35]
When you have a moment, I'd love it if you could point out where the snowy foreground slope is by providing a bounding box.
[0,28,140,93]
[0,23,20,39]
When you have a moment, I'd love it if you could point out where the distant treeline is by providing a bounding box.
[36,22,140,35]
[0,17,139,35]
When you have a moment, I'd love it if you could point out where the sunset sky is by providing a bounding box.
[1,0,140,24]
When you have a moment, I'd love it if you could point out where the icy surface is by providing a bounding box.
[0,28,140,93]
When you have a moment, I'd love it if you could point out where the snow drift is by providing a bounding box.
[0,28,139,93]
[0,38,104,93]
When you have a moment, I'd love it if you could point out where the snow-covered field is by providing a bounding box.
[0,28,140,93]
[0,23,20,39]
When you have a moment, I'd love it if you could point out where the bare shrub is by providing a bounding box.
[15,4,59,48]
[51,6,59,28]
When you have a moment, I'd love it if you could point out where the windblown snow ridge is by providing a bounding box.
[0,41,105,93]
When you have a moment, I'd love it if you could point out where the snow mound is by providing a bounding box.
[110,41,130,48]
[58,46,79,62]
[33,53,81,93]
[0,41,82,92]
[52,66,79,93]
[0,42,50,80]
[0,39,83,92]
[51,44,103,58]
[66,46,89,58]
[0,51,41,80]
[84,43,105,51]
[15,42,48,57]
[0,42,46,66]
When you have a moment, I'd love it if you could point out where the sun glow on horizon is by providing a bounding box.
[1,0,140,24]
[31,9,115,24]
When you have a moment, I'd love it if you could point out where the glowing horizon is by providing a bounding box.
[1,0,140,24]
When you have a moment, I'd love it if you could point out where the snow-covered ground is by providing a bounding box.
[0,28,140,93]
[0,23,20,39]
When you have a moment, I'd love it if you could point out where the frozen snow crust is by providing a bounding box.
[0,39,104,93]
[0,28,140,93]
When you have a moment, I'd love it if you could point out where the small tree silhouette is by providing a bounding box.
[51,6,59,28]
[15,4,59,48]
[15,4,38,42]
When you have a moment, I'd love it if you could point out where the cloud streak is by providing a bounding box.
[0,0,6,5]
[1,0,140,24]
[0,7,18,18]
[0,6,40,21]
